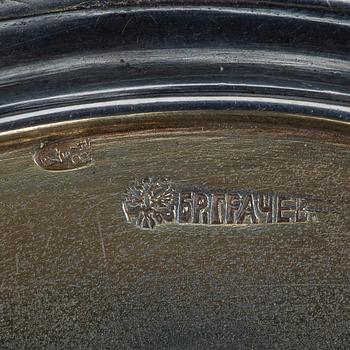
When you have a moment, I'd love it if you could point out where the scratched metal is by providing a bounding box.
[1,1,350,348]
[0,116,349,349]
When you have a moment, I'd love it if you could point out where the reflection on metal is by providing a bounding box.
[1,1,350,348]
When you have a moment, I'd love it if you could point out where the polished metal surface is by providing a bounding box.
[0,1,350,349]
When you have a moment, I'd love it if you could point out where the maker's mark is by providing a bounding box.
[122,177,318,230]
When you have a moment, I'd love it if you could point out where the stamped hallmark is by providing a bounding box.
[122,177,318,230]
[34,138,92,171]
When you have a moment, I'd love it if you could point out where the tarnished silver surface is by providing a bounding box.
[0,112,349,349]
[0,1,350,349]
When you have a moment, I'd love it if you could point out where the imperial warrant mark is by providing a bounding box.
[122,177,318,230]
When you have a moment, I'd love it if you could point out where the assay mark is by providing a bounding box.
[122,177,318,230]
[34,138,92,171]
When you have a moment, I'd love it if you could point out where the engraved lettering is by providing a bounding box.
[178,192,193,223]
[278,196,297,223]
[193,193,209,224]
[122,177,318,230]
[257,194,273,223]
[236,194,259,224]
[226,193,241,224]
[211,193,225,224]
[296,198,309,222]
